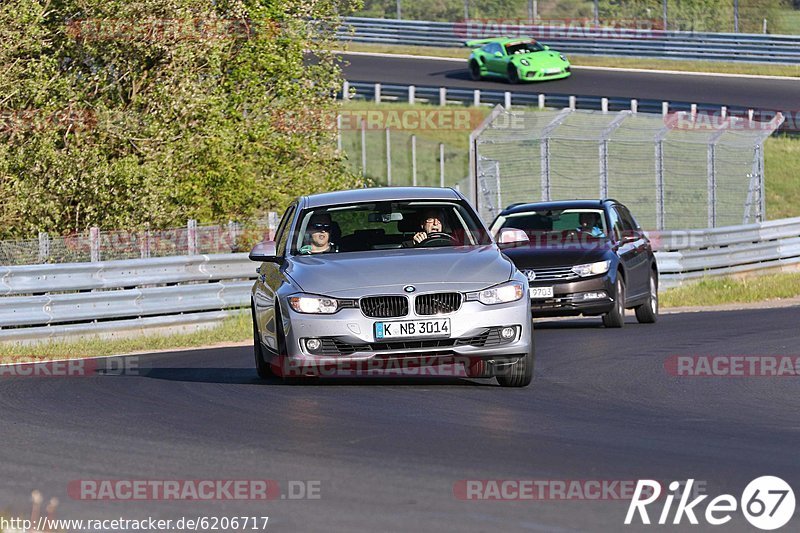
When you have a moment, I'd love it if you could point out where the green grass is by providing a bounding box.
[342,42,800,78]
[765,135,800,220]
[0,311,251,363]
[661,272,800,307]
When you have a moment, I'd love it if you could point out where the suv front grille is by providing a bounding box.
[415,292,462,315]
[360,296,408,318]
[522,266,579,282]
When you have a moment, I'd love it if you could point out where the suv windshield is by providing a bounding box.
[291,201,492,255]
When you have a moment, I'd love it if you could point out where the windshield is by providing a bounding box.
[505,41,545,55]
[494,208,608,240]
[291,201,492,255]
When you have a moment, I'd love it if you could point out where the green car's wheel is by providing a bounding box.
[469,60,482,81]
[507,65,520,84]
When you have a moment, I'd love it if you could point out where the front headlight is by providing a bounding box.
[560,54,567,62]
[468,281,525,305]
[520,59,530,66]
[289,294,340,314]
[571,260,611,277]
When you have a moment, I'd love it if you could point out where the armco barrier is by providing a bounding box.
[651,217,800,288]
[340,17,800,64]
[0,254,257,344]
[2,218,799,344]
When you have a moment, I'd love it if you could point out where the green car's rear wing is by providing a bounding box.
[464,38,499,48]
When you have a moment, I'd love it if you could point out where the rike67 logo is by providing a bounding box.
[625,477,795,530]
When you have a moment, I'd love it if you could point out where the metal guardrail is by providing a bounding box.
[2,219,799,343]
[0,254,256,344]
[651,217,800,288]
[343,81,791,133]
[340,17,800,64]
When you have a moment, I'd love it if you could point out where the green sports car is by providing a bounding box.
[466,37,571,83]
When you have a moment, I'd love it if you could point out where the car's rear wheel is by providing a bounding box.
[495,348,534,388]
[635,270,659,324]
[602,276,625,328]
[469,60,482,81]
[507,65,520,84]
[252,303,271,379]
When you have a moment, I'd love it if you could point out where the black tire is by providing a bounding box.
[507,65,520,84]
[635,270,659,324]
[252,303,271,379]
[272,306,307,385]
[469,60,482,81]
[602,276,625,328]
[495,348,534,388]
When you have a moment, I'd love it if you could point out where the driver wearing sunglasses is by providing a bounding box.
[300,213,337,254]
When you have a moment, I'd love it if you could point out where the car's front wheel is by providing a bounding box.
[495,349,534,387]
[635,270,659,324]
[252,303,271,379]
[469,60,482,81]
[602,276,625,328]
[507,65,520,84]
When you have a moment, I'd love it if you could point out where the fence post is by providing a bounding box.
[38,232,50,263]
[90,226,100,262]
[386,127,392,186]
[361,118,367,177]
[439,143,445,187]
[601,98,608,113]
[411,134,417,186]
[342,81,350,101]
[336,114,342,152]
[408,85,415,104]
[140,224,151,258]
[631,99,638,114]
[569,96,576,110]
[473,90,480,107]
[439,87,446,106]
[721,106,727,119]
[654,126,669,230]
[538,94,545,109]
[228,220,238,252]
[268,212,279,241]
[504,91,511,110]
[662,101,669,116]
[374,83,381,104]
[187,220,198,255]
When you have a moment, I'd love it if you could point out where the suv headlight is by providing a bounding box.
[468,281,525,305]
[571,260,611,277]
[289,294,340,314]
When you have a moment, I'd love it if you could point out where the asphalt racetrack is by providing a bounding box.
[2,307,799,532]
[339,53,800,111]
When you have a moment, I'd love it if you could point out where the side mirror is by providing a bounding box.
[496,228,530,249]
[249,241,279,262]
[543,45,551,50]
[620,231,641,244]
[494,51,503,57]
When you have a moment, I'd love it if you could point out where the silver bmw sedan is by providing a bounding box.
[249,187,533,387]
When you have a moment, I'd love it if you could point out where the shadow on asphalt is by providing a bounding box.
[134,368,496,387]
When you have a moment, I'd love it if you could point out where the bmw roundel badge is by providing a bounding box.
[403,285,416,293]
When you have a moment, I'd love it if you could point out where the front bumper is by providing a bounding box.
[274,299,532,375]
[529,274,615,317]
[521,66,571,81]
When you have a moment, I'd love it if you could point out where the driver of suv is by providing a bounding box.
[412,208,445,246]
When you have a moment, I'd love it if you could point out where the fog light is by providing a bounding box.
[306,338,322,352]
[500,327,516,339]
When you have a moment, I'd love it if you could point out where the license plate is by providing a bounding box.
[529,286,554,299]
[375,318,451,340]
[545,68,562,74]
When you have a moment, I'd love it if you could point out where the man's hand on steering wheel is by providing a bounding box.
[415,232,458,247]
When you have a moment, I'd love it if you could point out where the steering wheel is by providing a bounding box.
[417,232,458,247]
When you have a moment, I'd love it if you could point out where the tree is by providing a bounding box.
[0,0,364,239]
